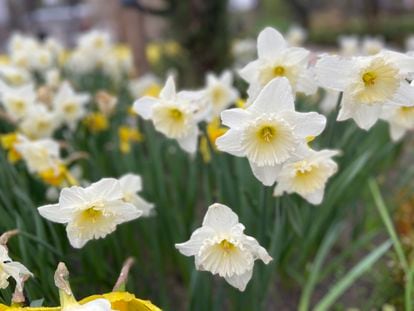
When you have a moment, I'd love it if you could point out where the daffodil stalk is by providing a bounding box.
[54,262,78,309]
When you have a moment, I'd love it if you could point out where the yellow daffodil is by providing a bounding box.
[38,164,78,187]
[163,41,181,57]
[118,126,143,154]
[0,54,10,65]
[146,43,161,65]
[207,119,227,148]
[0,132,22,164]
[81,292,160,311]
[83,113,109,133]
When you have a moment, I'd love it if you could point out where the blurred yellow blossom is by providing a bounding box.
[164,40,181,57]
[0,54,10,65]
[146,43,162,65]
[38,164,78,187]
[144,83,161,97]
[83,112,109,132]
[0,133,22,164]
[207,118,227,149]
[118,126,143,154]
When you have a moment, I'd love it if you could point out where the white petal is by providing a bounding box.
[59,186,88,209]
[257,27,287,59]
[160,76,176,100]
[220,108,251,128]
[297,69,318,95]
[215,129,244,157]
[221,70,233,85]
[315,55,353,91]
[243,236,273,264]
[132,96,157,119]
[119,173,142,193]
[38,204,74,223]
[249,162,281,186]
[303,188,325,205]
[282,111,326,138]
[224,269,253,291]
[2,262,32,291]
[388,82,414,106]
[249,77,295,114]
[177,128,199,154]
[202,203,239,231]
[106,201,142,223]
[175,227,214,256]
[389,123,406,141]
[239,60,260,83]
[87,178,123,202]
[351,103,382,130]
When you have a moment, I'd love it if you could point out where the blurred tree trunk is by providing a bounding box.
[170,0,231,85]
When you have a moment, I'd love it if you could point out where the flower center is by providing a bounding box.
[401,106,414,113]
[294,161,314,177]
[63,103,77,114]
[212,87,225,105]
[362,72,376,86]
[80,207,103,223]
[219,239,236,252]
[169,108,184,121]
[12,100,25,112]
[273,66,285,77]
[258,125,276,143]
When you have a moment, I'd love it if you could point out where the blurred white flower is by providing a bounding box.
[119,174,154,217]
[338,35,359,56]
[19,104,58,139]
[78,30,112,52]
[273,147,339,205]
[216,78,326,186]
[232,38,256,67]
[361,36,384,56]
[128,74,161,99]
[38,178,142,248]
[0,82,36,120]
[319,89,340,115]
[315,52,414,130]
[286,25,307,47]
[14,137,61,173]
[406,35,414,52]
[240,27,317,103]
[203,70,239,119]
[0,245,32,291]
[53,81,90,129]
[175,203,272,291]
[44,68,61,89]
[133,76,201,154]
[0,65,31,86]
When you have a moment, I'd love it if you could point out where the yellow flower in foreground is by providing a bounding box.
[81,292,160,311]
[0,133,23,164]
[118,126,143,154]
[83,113,109,133]
[38,164,78,187]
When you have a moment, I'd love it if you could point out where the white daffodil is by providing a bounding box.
[78,30,112,52]
[216,78,326,186]
[0,245,32,291]
[175,203,272,291]
[38,178,142,248]
[380,81,414,141]
[203,71,239,119]
[128,74,161,98]
[63,299,113,311]
[239,27,316,103]
[0,82,36,120]
[0,65,31,86]
[361,36,384,56]
[315,51,414,130]
[14,137,61,173]
[44,68,61,89]
[53,81,90,129]
[119,174,154,217]
[19,104,58,139]
[133,76,201,154]
[273,147,339,205]
[338,35,359,56]
[285,25,307,47]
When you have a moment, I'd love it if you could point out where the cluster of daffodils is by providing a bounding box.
[38,175,154,248]
[66,30,133,81]
[338,35,385,56]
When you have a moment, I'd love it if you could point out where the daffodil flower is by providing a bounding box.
[203,71,239,119]
[53,82,90,129]
[176,203,272,291]
[118,174,154,217]
[0,245,32,292]
[315,51,414,130]
[239,27,317,103]
[133,76,202,154]
[0,132,24,163]
[19,104,58,139]
[128,74,161,99]
[38,178,142,248]
[273,147,339,205]
[381,104,414,141]
[216,77,326,186]
[0,82,36,120]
